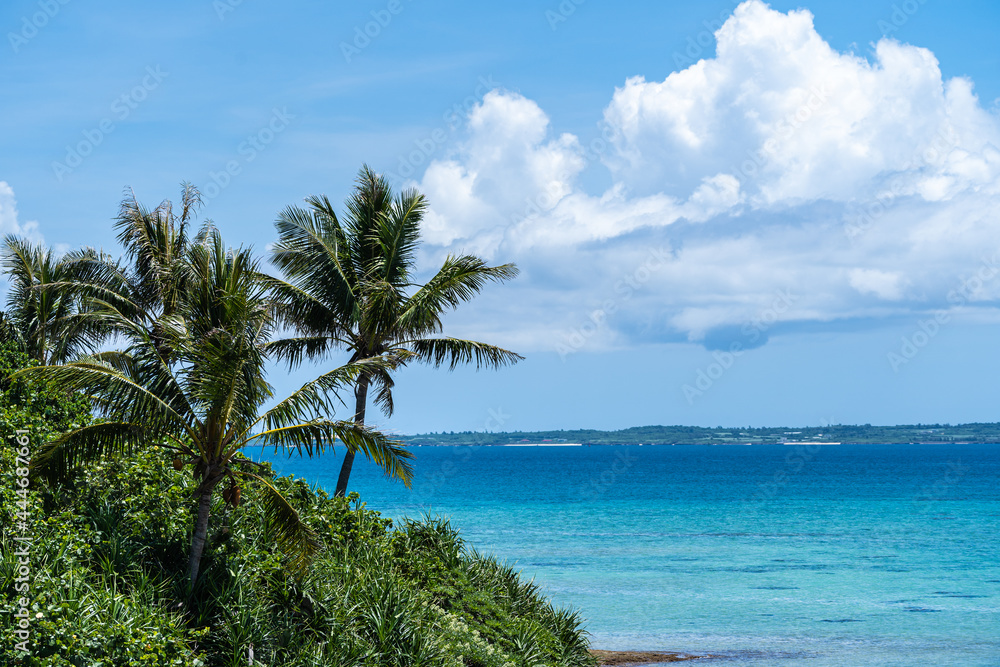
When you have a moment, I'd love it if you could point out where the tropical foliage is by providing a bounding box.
[15,226,413,587]
[267,165,522,496]
[1,185,415,589]
[0,413,595,665]
[0,311,91,457]
[0,175,574,665]
[1,237,94,365]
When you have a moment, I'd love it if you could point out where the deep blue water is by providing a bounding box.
[249,443,1000,666]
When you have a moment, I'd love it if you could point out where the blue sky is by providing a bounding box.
[2,0,1000,435]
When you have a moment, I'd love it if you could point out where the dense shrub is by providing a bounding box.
[0,312,91,445]
[2,443,596,666]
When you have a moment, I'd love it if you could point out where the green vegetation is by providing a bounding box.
[267,165,521,497]
[0,173,588,665]
[1,425,594,665]
[13,187,413,588]
[1,303,591,665]
[1,236,92,366]
[405,423,1000,446]
[0,312,92,457]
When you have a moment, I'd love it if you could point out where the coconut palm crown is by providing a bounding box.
[18,225,414,587]
[1,235,95,365]
[266,165,522,497]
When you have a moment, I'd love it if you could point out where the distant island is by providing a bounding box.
[401,422,1000,446]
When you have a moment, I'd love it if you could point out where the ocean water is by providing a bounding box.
[250,443,1000,666]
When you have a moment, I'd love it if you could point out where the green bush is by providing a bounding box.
[3,447,597,666]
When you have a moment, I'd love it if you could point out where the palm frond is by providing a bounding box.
[260,273,354,347]
[407,337,523,371]
[370,367,396,417]
[178,181,203,228]
[246,419,413,486]
[32,422,150,483]
[14,360,193,437]
[271,205,357,322]
[358,278,402,343]
[332,420,414,486]
[375,189,426,285]
[243,354,413,447]
[397,256,518,336]
[2,234,84,364]
[244,473,321,575]
[263,335,339,369]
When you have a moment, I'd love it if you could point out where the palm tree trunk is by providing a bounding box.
[188,484,214,585]
[334,375,369,497]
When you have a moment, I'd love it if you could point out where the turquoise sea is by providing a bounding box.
[251,443,1000,666]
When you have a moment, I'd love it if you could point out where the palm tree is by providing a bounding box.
[1,235,93,365]
[59,184,205,361]
[266,165,522,497]
[2,183,207,371]
[19,228,413,586]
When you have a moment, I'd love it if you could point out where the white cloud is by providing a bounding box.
[849,268,905,301]
[417,91,588,253]
[603,2,1000,204]
[0,181,44,243]
[411,1,1000,352]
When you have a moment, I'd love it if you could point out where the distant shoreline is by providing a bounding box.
[400,422,1000,447]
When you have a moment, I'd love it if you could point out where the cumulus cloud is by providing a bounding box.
[418,91,589,254]
[410,0,1000,352]
[603,2,1000,204]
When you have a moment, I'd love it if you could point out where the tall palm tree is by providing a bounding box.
[1,235,93,365]
[19,228,413,586]
[266,165,522,497]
